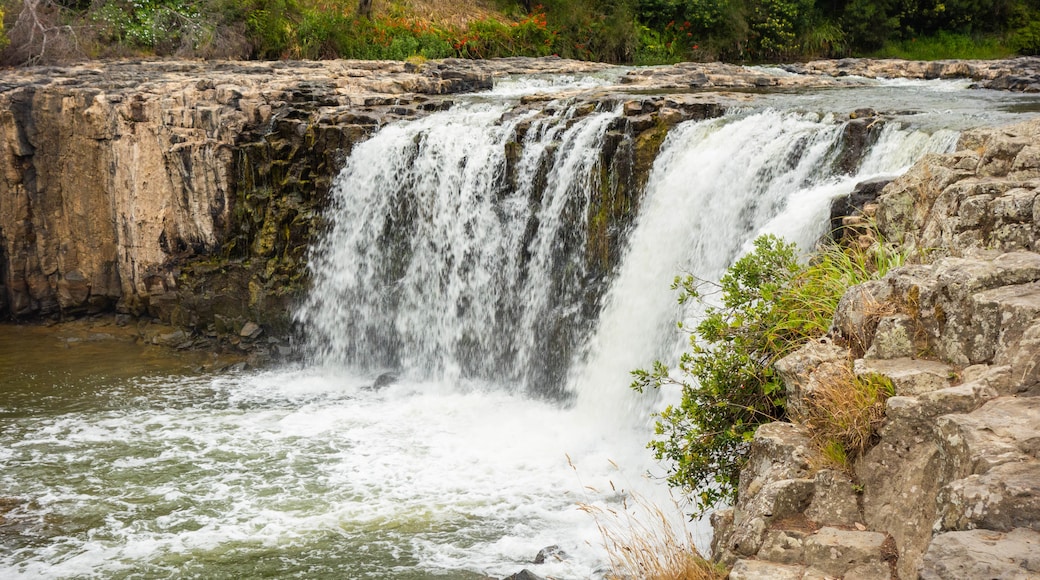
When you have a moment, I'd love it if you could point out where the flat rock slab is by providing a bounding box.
[938,460,1040,533]
[855,357,954,396]
[937,396,1040,477]
[920,528,1040,579]
[730,559,805,580]
[803,526,887,577]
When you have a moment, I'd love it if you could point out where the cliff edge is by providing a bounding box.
[712,118,1040,579]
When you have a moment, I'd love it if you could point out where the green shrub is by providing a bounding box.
[632,234,904,516]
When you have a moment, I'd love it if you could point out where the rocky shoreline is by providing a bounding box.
[712,117,1040,579]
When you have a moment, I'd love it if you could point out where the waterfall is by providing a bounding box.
[299,102,957,400]
[569,111,957,421]
[298,98,626,393]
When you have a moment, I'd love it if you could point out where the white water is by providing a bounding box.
[570,110,958,423]
[4,77,1036,579]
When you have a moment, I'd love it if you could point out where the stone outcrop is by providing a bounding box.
[2,55,1038,347]
[0,57,728,343]
[713,117,1040,578]
[790,57,1040,92]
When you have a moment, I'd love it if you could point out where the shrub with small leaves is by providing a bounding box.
[633,233,905,516]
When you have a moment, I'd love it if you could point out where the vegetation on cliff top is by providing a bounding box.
[632,234,903,515]
[2,0,1039,66]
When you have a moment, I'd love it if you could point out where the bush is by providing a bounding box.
[632,234,904,516]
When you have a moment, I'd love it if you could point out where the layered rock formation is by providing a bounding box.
[0,57,727,342]
[713,118,1040,578]
[0,55,1036,348]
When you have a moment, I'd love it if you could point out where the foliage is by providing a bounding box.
[0,8,8,52]
[91,0,202,51]
[871,31,1014,60]
[1,0,1039,64]
[632,234,905,516]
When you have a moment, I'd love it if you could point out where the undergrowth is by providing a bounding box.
[632,232,905,516]
[802,368,894,473]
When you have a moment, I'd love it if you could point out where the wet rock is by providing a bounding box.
[502,570,545,580]
[830,178,890,240]
[239,321,263,340]
[533,545,567,564]
[369,372,399,391]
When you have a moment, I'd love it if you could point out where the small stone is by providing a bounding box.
[239,321,263,339]
[533,545,567,564]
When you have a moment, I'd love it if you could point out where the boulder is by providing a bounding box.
[533,545,567,564]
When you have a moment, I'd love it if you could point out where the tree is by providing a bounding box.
[358,0,372,18]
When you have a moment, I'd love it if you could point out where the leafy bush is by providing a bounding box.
[632,234,904,515]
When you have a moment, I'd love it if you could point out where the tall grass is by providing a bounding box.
[871,31,1014,60]
[569,456,724,580]
[579,492,724,580]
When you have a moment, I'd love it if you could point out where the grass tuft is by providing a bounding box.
[579,491,725,580]
[802,367,894,473]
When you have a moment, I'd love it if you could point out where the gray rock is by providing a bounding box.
[920,528,1040,580]
[854,357,954,396]
[864,315,917,359]
[805,469,862,527]
[758,529,807,565]
[533,545,567,564]
[935,397,1040,480]
[502,570,545,580]
[937,460,1040,533]
[775,340,850,421]
[729,559,805,580]
[803,527,887,578]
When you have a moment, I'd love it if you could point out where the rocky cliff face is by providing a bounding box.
[0,57,740,343]
[713,118,1040,579]
[0,59,493,325]
[1,56,1034,347]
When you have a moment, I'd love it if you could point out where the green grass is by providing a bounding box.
[871,32,1015,60]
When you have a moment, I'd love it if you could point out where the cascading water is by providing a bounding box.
[3,76,1035,579]
[570,110,958,422]
[298,95,627,394]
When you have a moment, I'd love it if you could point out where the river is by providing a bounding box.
[2,73,1039,579]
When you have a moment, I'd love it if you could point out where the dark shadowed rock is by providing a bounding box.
[369,372,399,391]
[533,544,568,564]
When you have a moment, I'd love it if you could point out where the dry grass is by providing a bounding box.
[376,0,512,26]
[578,490,724,580]
[802,365,893,473]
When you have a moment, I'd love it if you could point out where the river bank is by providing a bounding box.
[2,56,1040,346]
[1,57,1039,578]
